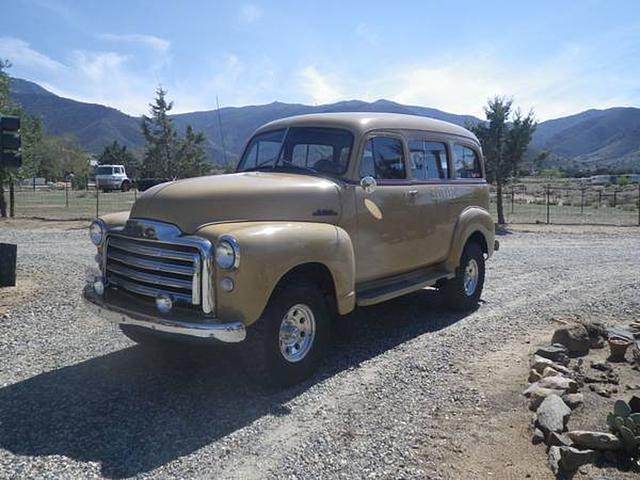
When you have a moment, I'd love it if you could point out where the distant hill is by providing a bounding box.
[9,77,640,172]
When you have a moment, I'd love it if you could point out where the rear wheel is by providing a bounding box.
[242,282,330,386]
[441,242,485,311]
[121,180,131,192]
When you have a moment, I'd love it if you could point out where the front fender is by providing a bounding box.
[194,222,356,326]
[445,207,495,272]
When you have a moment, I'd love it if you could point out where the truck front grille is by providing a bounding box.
[105,235,202,308]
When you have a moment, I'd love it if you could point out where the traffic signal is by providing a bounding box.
[0,115,21,169]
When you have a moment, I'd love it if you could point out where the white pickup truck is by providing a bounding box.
[95,164,132,192]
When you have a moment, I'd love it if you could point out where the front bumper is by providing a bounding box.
[83,286,246,343]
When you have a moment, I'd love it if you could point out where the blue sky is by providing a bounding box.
[1,0,639,120]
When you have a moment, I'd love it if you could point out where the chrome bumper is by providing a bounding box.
[83,287,246,343]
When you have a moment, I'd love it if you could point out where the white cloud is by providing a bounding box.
[240,4,263,23]
[296,65,343,105]
[98,33,171,53]
[0,37,64,71]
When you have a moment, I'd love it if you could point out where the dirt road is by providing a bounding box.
[0,222,638,479]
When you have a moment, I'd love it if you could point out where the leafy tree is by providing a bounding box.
[18,114,44,179]
[140,87,209,179]
[471,97,536,224]
[38,135,90,186]
[98,140,141,178]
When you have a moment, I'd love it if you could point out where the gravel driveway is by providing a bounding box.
[0,223,638,479]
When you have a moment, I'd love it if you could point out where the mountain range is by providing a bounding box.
[9,77,640,172]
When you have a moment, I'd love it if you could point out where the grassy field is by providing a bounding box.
[9,187,640,225]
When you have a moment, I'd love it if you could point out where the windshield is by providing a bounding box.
[95,166,113,175]
[237,127,354,176]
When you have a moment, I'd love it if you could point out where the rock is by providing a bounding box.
[558,447,597,472]
[535,344,569,364]
[548,446,561,475]
[530,355,555,374]
[535,394,571,434]
[562,393,584,410]
[552,325,591,355]
[529,387,564,411]
[584,321,607,348]
[547,432,573,448]
[568,431,622,450]
[542,366,562,378]
[607,326,634,342]
[532,428,545,445]
[629,395,640,413]
[528,369,542,383]
[589,384,612,398]
[538,375,578,393]
[591,361,613,372]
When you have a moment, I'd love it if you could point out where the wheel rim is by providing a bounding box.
[463,258,479,296]
[278,303,316,363]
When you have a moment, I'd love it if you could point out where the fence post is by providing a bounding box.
[546,184,550,225]
[96,186,99,218]
[580,187,585,215]
[65,181,69,208]
[613,190,617,208]
[511,186,515,215]
[9,181,14,218]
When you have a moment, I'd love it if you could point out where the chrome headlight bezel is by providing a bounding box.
[89,219,106,246]
[215,235,240,270]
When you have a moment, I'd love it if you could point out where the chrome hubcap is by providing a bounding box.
[279,304,316,363]
[463,258,479,296]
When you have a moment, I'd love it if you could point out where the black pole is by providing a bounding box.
[546,184,550,225]
[65,181,69,208]
[580,188,584,215]
[511,186,515,215]
[96,186,99,218]
[9,181,14,218]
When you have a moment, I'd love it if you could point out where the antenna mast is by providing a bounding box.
[216,96,228,166]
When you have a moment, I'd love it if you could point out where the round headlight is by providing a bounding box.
[89,220,105,246]
[215,237,239,269]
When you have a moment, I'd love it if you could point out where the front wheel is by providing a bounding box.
[121,180,131,192]
[440,242,485,311]
[242,283,330,386]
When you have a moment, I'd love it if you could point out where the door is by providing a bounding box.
[408,138,455,264]
[354,135,425,283]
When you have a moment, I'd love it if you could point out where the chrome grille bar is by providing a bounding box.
[106,263,193,290]
[108,275,193,304]
[107,249,195,276]
[109,236,198,262]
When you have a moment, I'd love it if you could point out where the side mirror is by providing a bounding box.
[360,175,377,194]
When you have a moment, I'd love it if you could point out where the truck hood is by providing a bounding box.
[129,172,342,234]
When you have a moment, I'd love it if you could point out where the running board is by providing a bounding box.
[356,266,454,307]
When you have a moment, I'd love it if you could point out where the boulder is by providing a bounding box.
[568,431,622,451]
[531,355,555,374]
[542,366,562,378]
[529,387,565,411]
[535,344,569,364]
[552,325,591,355]
[562,393,584,410]
[538,375,578,393]
[532,428,545,445]
[548,446,562,475]
[558,446,597,472]
[583,321,607,348]
[528,369,542,383]
[547,432,573,448]
[535,394,571,434]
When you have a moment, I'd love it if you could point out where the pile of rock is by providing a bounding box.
[522,322,640,474]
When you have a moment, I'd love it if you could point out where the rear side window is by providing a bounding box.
[408,140,449,180]
[359,137,406,180]
[452,144,482,179]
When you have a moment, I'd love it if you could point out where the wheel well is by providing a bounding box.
[274,262,337,312]
[467,231,488,255]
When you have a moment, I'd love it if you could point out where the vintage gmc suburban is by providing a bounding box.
[83,112,497,385]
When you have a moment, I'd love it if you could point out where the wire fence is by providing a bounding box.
[489,183,640,226]
[4,183,138,220]
[2,181,640,226]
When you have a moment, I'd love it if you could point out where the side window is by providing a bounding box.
[452,144,482,179]
[359,137,406,180]
[408,140,449,180]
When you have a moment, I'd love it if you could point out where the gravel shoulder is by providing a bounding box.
[0,223,638,479]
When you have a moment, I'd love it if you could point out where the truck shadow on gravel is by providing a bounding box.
[0,289,471,478]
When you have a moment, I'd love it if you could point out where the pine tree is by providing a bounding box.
[98,140,141,178]
[471,97,536,225]
[141,87,177,178]
[140,87,209,179]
